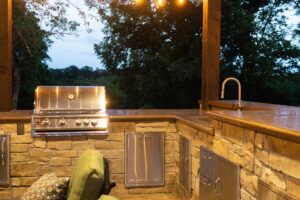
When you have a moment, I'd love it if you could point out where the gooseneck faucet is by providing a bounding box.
[221,77,244,111]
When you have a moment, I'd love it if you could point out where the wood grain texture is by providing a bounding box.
[0,0,13,111]
[201,0,221,109]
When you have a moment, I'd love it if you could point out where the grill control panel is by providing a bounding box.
[33,116,108,131]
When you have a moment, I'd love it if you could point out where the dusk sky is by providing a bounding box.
[46,1,104,69]
[46,2,299,70]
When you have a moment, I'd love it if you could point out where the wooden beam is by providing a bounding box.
[201,0,221,109]
[0,0,13,111]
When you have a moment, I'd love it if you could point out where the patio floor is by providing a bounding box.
[116,193,182,200]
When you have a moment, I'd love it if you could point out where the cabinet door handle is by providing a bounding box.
[1,137,5,166]
[215,177,221,188]
[1,154,4,166]
[201,155,212,159]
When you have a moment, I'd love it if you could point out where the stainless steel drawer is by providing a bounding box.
[125,132,164,188]
[0,134,10,187]
[199,146,240,200]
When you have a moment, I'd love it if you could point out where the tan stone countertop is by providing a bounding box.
[0,110,32,123]
[108,109,213,134]
[0,101,299,140]
[207,100,300,142]
[0,109,213,134]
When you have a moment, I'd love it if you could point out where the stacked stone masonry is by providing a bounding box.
[1,119,300,200]
[0,121,178,199]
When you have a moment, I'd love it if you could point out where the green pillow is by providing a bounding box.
[67,149,105,200]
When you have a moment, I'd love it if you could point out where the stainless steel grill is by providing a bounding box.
[31,86,108,136]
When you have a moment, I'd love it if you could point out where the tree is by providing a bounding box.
[94,0,300,107]
[49,66,127,108]
[13,0,53,109]
[12,0,88,109]
[220,0,300,105]
[93,0,203,108]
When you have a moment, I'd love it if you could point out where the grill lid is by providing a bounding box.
[34,86,106,114]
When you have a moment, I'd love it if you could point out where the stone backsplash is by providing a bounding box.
[0,121,178,199]
[1,118,300,200]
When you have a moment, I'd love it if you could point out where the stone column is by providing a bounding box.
[0,0,13,111]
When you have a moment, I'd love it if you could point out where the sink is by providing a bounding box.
[206,101,272,111]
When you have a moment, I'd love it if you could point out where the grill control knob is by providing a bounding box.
[91,120,98,126]
[84,119,90,125]
[59,119,66,126]
[75,120,82,126]
[41,119,50,126]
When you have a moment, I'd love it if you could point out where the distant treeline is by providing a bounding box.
[13,0,299,109]
[17,65,300,110]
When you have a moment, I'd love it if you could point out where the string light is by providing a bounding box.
[177,0,184,6]
[133,0,186,7]
[135,0,143,5]
[156,0,164,7]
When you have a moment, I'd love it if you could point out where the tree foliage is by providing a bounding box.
[13,0,300,109]
[92,0,204,108]
[13,0,53,109]
[93,0,300,107]
[49,66,127,108]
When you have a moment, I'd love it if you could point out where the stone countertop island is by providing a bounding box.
[0,101,299,141]
[0,101,300,200]
[206,100,300,142]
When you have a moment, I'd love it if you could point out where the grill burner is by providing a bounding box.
[31,86,108,136]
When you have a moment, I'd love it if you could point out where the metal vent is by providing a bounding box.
[0,134,10,187]
[179,135,191,192]
[125,132,164,188]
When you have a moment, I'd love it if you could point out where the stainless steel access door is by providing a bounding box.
[215,156,240,200]
[125,132,164,188]
[199,146,240,200]
[0,134,10,187]
[179,135,191,192]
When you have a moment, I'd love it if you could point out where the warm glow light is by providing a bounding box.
[76,86,79,97]
[100,89,106,112]
[135,0,143,5]
[35,88,39,97]
[156,0,164,7]
[177,0,184,6]
[99,118,108,128]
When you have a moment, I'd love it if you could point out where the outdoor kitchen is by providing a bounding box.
[0,92,300,199]
[0,0,299,199]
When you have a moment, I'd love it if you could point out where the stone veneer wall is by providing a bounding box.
[0,121,178,199]
[175,120,300,200]
[1,119,300,200]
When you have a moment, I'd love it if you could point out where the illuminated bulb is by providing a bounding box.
[177,0,184,6]
[100,91,106,112]
[157,0,163,7]
[135,0,143,5]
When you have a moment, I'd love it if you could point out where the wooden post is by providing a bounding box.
[0,0,13,111]
[201,0,221,109]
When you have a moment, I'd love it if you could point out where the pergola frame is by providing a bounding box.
[0,0,220,111]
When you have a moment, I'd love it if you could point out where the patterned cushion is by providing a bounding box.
[22,173,70,200]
